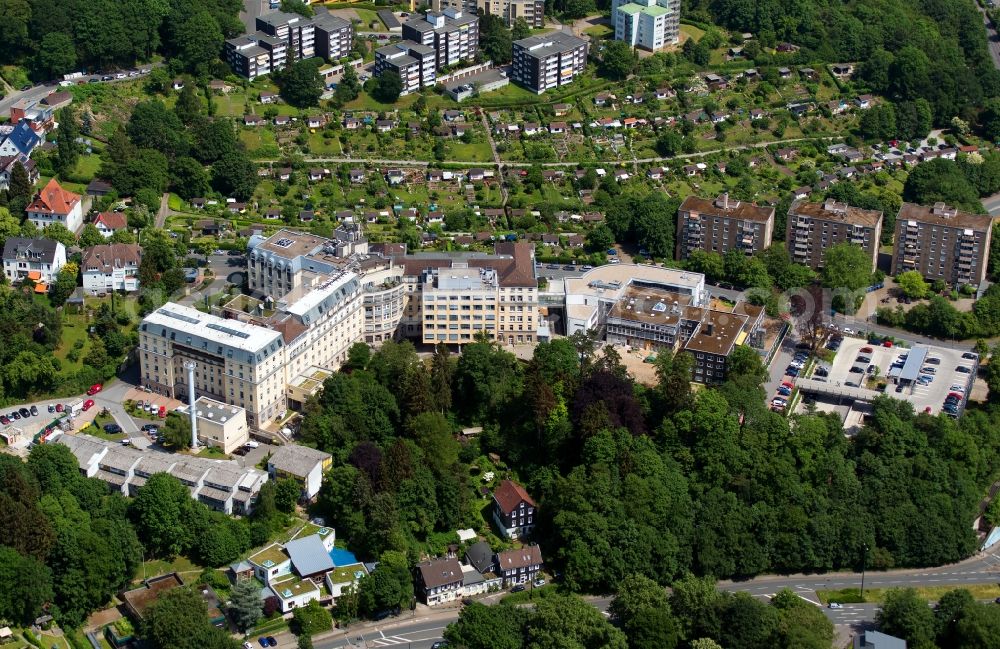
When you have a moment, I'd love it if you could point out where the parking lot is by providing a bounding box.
[815,337,976,416]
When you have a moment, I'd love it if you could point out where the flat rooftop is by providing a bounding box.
[257,229,327,259]
[565,264,705,301]
[142,302,283,355]
[898,202,992,233]
[192,396,244,425]
[790,199,883,228]
[514,31,586,58]
[681,194,775,223]
[249,543,289,568]
[683,310,749,356]
[608,287,693,327]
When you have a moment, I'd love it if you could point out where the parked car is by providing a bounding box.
[533,578,546,587]
[141,423,158,431]
[921,367,936,374]
[843,328,855,335]
[0,416,9,425]
[956,366,973,373]
[828,602,843,609]
[47,404,55,413]
[949,385,966,394]
[87,383,103,396]
[883,340,894,347]
[861,347,874,354]
[925,357,941,365]
[845,380,859,387]
[431,643,449,649]
[962,352,978,360]
[511,584,526,593]
[781,381,794,389]
[849,366,864,373]
[11,411,20,420]
[103,423,122,433]
[55,403,64,412]
[19,408,30,418]
[158,405,167,418]
[82,399,95,411]
[777,387,792,397]
[265,638,276,647]
[29,405,38,416]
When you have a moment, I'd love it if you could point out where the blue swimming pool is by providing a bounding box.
[329,547,359,566]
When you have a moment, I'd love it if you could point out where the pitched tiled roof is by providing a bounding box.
[417,557,463,589]
[493,479,535,515]
[94,211,128,231]
[497,545,542,570]
[82,244,141,273]
[27,178,80,215]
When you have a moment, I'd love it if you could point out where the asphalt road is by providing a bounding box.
[977,2,1000,70]
[241,0,272,33]
[0,66,157,117]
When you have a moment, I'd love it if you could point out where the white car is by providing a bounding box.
[842,328,855,335]
[950,385,966,393]
[828,602,843,609]
[771,398,788,407]
[533,578,546,587]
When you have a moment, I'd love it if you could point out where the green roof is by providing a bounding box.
[248,543,289,569]
[642,4,670,16]
[616,3,643,15]
[270,573,319,600]
[327,563,368,585]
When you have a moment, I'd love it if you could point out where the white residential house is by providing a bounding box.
[81,243,141,293]
[93,211,129,238]
[26,178,84,233]
[2,237,67,289]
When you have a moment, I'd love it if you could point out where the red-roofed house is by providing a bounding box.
[26,178,83,233]
[93,211,128,239]
[492,479,536,539]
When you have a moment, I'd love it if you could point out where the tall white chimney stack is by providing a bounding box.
[184,361,198,449]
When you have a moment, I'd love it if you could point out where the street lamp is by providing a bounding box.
[860,543,869,600]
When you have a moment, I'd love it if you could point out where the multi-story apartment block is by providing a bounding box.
[430,0,479,15]
[257,11,315,61]
[891,202,993,287]
[676,193,775,260]
[612,0,679,51]
[683,308,754,385]
[267,445,333,500]
[512,32,588,94]
[786,199,883,271]
[224,36,273,80]
[374,42,438,95]
[401,10,479,69]
[139,303,288,427]
[476,0,545,28]
[391,242,539,345]
[312,13,354,62]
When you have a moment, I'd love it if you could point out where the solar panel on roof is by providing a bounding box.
[163,310,201,325]
[275,238,295,247]
[206,323,251,339]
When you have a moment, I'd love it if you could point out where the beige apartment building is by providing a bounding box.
[786,199,883,271]
[477,0,545,28]
[392,242,539,346]
[139,304,288,427]
[191,396,250,454]
[891,202,993,287]
[676,193,775,260]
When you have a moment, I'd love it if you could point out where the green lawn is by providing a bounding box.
[0,65,30,90]
[54,316,91,376]
[66,153,103,183]
[352,7,386,31]
[445,141,494,162]
[818,583,1000,605]
[134,555,203,584]
[680,23,705,43]
[583,24,613,39]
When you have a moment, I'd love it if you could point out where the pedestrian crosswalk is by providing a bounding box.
[369,636,414,646]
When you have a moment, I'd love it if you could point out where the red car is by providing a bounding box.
[87,383,103,396]
[860,347,874,354]
[55,403,64,412]
[882,341,893,348]
[82,399,95,411]
[781,381,794,389]
[158,405,167,419]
